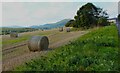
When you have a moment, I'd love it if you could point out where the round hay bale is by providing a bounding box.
[10,32,18,38]
[59,27,63,32]
[28,36,49,52]
[41,29,44,31]
[66,28,70,32]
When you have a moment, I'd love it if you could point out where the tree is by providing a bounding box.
[65,20,75,27]
[74,3,100,28]
[65,3,109,29]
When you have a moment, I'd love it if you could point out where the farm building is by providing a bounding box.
[107,18,117,26]
[107,18,117,23]
[107,17,120,35]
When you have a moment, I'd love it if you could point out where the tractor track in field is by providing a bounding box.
[2,42,27,55]
[2,31,89,71]
[2,32,58,55]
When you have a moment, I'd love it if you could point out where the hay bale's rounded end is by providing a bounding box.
[28,36,49,52]
[59,27,63,32]
[66,28,70,32]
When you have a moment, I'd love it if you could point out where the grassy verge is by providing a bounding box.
[15,25,119,71]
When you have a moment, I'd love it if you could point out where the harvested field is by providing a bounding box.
[2,29,58,49]
[2,28,89,71]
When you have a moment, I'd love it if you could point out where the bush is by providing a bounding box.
[97,17,110,26]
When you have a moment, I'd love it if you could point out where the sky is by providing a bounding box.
[2,2,119,27]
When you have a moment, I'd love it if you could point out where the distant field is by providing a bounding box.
[2,28,59,48]
[1,27,39,35]
[15,25,119,71]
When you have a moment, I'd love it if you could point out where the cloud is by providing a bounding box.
[102,2,118,18]
[2,2,118,27]
[1,0,119,2]
[2,2,31,26]
[2,2,83,26]
[118,1,120,14]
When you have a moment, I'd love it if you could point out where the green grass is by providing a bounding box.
[2,36,29,45]
[15,25,119,71]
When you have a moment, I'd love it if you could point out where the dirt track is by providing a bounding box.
[2,29,88,71]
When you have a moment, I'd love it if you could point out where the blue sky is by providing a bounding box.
[2,2,118,27]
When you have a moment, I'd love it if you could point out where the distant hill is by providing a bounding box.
[2,25,26,28]
[30,19,71,29]
[1,19,71,30]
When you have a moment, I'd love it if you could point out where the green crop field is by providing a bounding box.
[14,25,119,71]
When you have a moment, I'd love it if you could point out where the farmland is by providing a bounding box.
[14,24,119,71]
[2,2,119,72]
[1,27,38,35]
[2,27,88,71]
[2,29,55,48]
